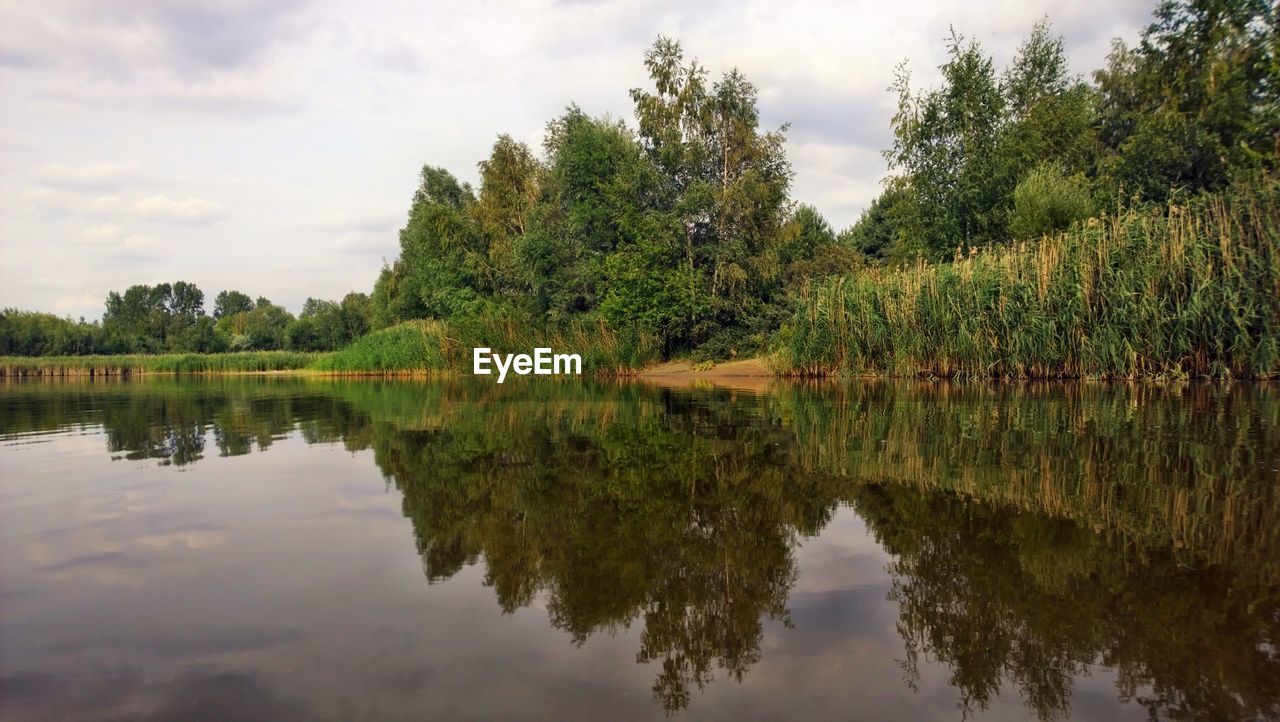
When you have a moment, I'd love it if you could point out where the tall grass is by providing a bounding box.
[775,181,1280,378]
[0,351,316,377]
[453,313,660,376]
[309,316,660,375]
[309,320,453,373]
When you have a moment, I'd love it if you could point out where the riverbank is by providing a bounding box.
[0,354,779,381]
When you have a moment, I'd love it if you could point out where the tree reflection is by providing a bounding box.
[2,378,1277,718]
[369,388,832,711]
[853,482,1280,720]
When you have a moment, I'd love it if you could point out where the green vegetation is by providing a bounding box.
[0,316,659,376]
[777,181,1280,378]
[0,351,316,377]
[369,45,843,360]
[3,1,1275,374]
[867,3,1278,260]
[309,320,453,374]
[313,316,659,375]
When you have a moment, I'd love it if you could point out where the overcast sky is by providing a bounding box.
[0,0,1154,320]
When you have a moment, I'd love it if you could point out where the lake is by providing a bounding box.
[1,377,1277,721]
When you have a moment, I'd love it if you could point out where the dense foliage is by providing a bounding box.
[371,38,857,359]
[860,2,1278,260]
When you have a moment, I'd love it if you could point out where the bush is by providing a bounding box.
[1008,163,1093,240]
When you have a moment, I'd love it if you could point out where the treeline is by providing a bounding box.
[0,284,372,356]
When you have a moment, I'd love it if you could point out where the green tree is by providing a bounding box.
[474,135,541,297]
[839,185,910,261]
[0,309,103,355]
[213,290,254,320]
[998,21,1099,197]
[629,36,793,353]
[888,30,1008,254]
[374,166,484,325]
[101,281,207,352]
[219,297,294,351]
[776,204,858,286]
[525,106,669,327]
[1095,0,1279,201]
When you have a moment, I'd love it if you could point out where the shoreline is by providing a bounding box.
[3,355,1276,383]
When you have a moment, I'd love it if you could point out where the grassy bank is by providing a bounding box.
[0,316,661,377]
[776,181,1280,378]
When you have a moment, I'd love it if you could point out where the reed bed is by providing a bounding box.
[0,351,317,377]
[776,181,1280,378]
[309,320,453,374]
[458,314,660,376]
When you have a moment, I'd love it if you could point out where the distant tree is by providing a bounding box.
[289,293,371,351]
[338,292,372,342]
[777,205,859,286]
[213,290,254,320]
[0,309,103,356]
[101,281,206,352]
[839,185,910,261]
[178,316,228,353]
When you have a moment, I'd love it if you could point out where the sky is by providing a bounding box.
[0,0,1155,320]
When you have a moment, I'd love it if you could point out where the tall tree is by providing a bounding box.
[474,136,541,297]
[213,290,254,320]
[630,36,793,352]
[887,30,1007,254]
[1095,0,1279,200]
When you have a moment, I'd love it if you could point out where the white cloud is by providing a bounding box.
[78,223,124,244]
[133,195,228,224]
[122,234,164,251]
[33,162,149,190]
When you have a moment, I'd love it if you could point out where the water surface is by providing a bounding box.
[1,378,1277,721]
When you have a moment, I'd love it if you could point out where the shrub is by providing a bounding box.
[1008,163,1094,240]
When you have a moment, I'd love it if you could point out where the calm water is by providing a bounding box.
[0,378,1277,721]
